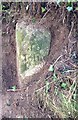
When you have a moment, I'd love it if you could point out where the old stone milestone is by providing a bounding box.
[16,21,51,77]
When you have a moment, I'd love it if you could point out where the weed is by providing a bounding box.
[41,7,46,13]
[61,83,67,89]
[35,63,78,118]
[11,85,16,91]
[48,65,54,72]
[45,81,50,94]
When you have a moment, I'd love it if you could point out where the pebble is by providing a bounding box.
[6,99,11,106]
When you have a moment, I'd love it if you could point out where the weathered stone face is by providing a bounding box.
[16,22,51,76]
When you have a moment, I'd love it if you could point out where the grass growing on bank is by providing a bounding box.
[35,61,78,118]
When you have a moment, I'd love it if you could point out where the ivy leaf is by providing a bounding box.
[67,1,71,6]
[41,7,46,13]
[56,0,61,5]
[48,65,54,72]
[67,6,73,11]
[61,83,67,89]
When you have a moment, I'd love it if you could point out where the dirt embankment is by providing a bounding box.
[2,2,78,118]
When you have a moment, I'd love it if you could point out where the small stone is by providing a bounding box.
[20,93,24,100]
[16,99,19,106]
[16,102,19,106]
[6,99,11,106]
[16,115,23,118]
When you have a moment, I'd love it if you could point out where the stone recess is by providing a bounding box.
[16,21,51,77]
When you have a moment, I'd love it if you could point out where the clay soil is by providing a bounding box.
[2,2,78,119]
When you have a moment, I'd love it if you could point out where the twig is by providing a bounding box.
[67,77,77,102]
[38,8,58,25]
[7,89,22,92]
[64,69,77,73]
[68,22,74,39]
[68,61,78,68]
[68,22,76,44]
[35,81,54,93]
[52,55,63,67]
[26,87,29,104]
[40,8,51,22]
[68,83,76,102]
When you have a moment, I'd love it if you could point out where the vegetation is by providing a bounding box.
[2,1,78,119]
[35,63,78,118]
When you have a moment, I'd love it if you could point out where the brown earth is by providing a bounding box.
[2,2,78,119]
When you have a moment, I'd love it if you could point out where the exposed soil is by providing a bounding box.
[2,2,78,119]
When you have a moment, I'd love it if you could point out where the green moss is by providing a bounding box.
[16,25,51,74]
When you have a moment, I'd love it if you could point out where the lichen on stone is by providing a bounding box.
[16,22,51,75]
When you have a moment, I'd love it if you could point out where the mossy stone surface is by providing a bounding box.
[16,23,51,74]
